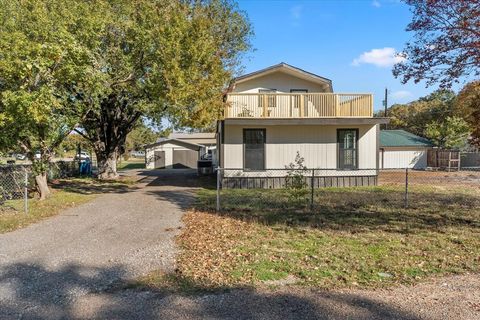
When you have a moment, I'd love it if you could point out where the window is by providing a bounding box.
[290,89,308,109]
[243,129,266,170]
[259,89,276,108]
[337,129,358,169]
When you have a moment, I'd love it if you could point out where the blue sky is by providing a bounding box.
[236,0,464,111]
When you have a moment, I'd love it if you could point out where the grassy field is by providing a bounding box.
[152,185,480,291]
[0,178,134,234]
[117,158,145,170]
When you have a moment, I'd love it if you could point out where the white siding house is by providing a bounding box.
[217,63,388,188]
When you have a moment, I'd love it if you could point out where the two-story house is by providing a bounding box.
[216,63,389,188]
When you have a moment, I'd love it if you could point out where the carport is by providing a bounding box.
[145,139,205,169]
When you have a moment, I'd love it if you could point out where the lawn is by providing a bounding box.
[117,158,145,170]
[164,185,480,290]
[0,178,134,233]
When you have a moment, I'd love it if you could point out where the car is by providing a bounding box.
[74,151,90,161]
[15,154,26,160]
[130,150,145,158]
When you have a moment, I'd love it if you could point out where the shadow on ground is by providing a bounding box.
[51,178,136,195]
[137,169,216,211]
[140,169,216,189]
[0,261,421,320]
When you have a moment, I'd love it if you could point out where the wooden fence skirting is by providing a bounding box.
[221,175,378,189]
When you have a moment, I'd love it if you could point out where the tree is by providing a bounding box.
[425,116,471,149]
[383,89,456,136]
[454,81,480,147]
[0,0,91,199]
[70,0,252,179]
[393,0,480,87]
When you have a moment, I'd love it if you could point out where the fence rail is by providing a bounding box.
[225,93,373,118]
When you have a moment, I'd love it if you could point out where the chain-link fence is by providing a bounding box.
[0,165,30,213]
[0,160,87,213]
[215,168,480,217]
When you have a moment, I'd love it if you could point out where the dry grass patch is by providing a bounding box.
[165,186,480,290]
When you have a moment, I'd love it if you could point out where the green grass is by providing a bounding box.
[171,185,480,290]
[117,158,145,170]
[0,178,134,233]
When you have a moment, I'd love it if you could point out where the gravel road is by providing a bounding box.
[1,169,478,319]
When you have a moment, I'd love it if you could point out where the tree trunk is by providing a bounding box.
[96,150,119,180]
[35,172,50,200]
[79,94,142,180]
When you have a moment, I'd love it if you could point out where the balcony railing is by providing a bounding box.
[225,93,373,118]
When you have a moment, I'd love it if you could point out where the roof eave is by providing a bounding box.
[234,62,333,91]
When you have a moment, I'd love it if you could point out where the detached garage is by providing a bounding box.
[145,139,205,169]
[380,130,433,169]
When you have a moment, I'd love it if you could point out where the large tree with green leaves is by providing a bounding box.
[0,0,94,199]
[1,0,251,193]
[425,116,471,149]
[67,0,252,179]
[383,89,457,137]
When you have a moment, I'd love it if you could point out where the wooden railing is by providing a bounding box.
[225,93,373,118]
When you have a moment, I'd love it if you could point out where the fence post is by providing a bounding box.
[24,169,28,214]
[216,168,221,212]
[404,167,409,208]
[310,169,315,210]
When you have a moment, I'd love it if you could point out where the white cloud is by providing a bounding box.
[372,0,381,8]
[391,90,413,100]
[352,47,406,68]
[290,5,302,20]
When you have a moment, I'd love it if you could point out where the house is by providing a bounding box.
[216,62,389,188]
[379,130,433,169]
[144,133,216,169]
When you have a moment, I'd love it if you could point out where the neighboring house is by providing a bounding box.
[216,62,389,188]
[144,133,216,169]
[379,130,433,169]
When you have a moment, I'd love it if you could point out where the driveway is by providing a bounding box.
[0,169,201,319]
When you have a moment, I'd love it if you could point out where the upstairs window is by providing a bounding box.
[290,89,308,109]
[259,89,277,108]
[337,129,358,169]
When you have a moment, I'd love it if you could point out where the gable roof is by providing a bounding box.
[168,132,216,145]
[235,62,333,92]
[169,133,215,139]
[380,130,433,148]
[144,138,204,151]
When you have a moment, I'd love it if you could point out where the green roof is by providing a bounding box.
[380,130,433,148]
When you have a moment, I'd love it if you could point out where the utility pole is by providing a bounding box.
[383,88,388,130]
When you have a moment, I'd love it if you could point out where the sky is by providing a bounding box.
[235,0,464,112]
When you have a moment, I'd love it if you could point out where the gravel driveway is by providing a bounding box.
[1,169,478,319]
[0,169,198,319]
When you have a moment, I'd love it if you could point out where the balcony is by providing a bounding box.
[225,93,373,118]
